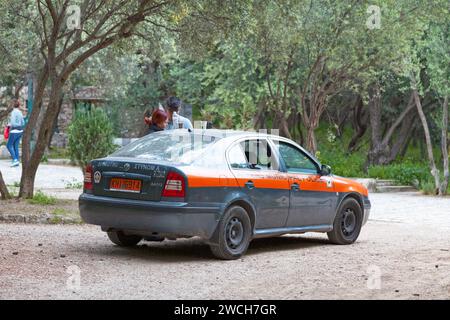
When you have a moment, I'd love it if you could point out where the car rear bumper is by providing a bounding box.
[79,193,222,239]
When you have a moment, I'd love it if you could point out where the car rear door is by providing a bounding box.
[227,138,290,229]
[273,140,337,227]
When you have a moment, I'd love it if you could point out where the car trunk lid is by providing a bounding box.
[90,157,176,201]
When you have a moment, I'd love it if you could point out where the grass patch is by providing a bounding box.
[420,180,437,195]
[63,178,83,189]
[48,216,63,224]
[27,191,57,205]
[51,208,69,215]
[47,147,70,159]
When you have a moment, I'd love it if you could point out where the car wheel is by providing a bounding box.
[107,230,142,247]
[327,197,363,245]
[210,205,252,260]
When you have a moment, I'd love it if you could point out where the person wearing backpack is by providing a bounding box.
[6,99,25,167]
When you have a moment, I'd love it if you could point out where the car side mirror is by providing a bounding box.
[320,164,331,176]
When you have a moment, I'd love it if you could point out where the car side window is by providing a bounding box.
[277,142,318,174]
[241,139,276,170]
[228,143,249,169]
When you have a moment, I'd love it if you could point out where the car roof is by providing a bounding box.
[172,129,319,163]
[168,128,285,140]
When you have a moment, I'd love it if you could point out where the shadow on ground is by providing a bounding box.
[77,235,332,263]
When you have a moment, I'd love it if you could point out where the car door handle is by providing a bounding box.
[291,183,300,191]
[245,181,255,189]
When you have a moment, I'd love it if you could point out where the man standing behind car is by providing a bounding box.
[165,96,193,130]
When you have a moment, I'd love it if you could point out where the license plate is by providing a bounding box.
[109,178,142,193]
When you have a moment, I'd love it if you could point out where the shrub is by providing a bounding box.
[68,108,117,170]
[316,147,366,177]
[420,180,437,195]
[368,162,430,187]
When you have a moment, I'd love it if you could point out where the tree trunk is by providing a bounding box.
[253,98,268,131]
[276,111,292,139]
[305,124,318,155]
[0,171,11,200]
[347,95,368,152]
[297,117,304,146]
[439,96,449,195]
[21,66,49,166]
[20,80,64,198]
[413,88,440,194]
[367,88,416,165]
[334,102,352,139]
[387,110,416,162]
[367,84,390,166]
[47,95,64,148]
[301,98,325,155]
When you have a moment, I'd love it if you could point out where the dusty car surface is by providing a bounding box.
[79,129,371,259]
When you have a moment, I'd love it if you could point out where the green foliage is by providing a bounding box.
[420,180,437,195]
[0,0,448,197]
[316,148,365,178]
[51,208,68,216]
[67,108,117,170]
[315,123,435,190]
[28,191,57,205]
[48,216,63,224]
[46,147,70,159]
[40,154,48,163]
[368,163,430,187]
[315,124,367,177]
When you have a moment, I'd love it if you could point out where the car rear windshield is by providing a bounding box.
[111,131,221,164]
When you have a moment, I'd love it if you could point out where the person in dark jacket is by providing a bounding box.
[148,109,168,134]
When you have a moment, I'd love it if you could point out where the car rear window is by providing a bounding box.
[111,131,221,164]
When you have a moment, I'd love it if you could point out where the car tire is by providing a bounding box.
[327,197,363,245]
[107,230,142,247]
[210,205,252,260]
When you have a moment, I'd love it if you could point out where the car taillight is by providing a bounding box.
[84,164,93,191]
[162,171,185,198]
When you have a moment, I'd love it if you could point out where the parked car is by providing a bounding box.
[79,129,371,260]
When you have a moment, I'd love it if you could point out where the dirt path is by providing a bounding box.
[0,192,449,299]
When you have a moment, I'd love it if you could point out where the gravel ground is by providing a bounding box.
[0,192,449,300]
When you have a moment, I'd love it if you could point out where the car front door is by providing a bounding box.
[273,140,337,227]
[227,138,290,229]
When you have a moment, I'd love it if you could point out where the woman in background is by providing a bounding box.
[148,109,168,134]
[7,99,25,167]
